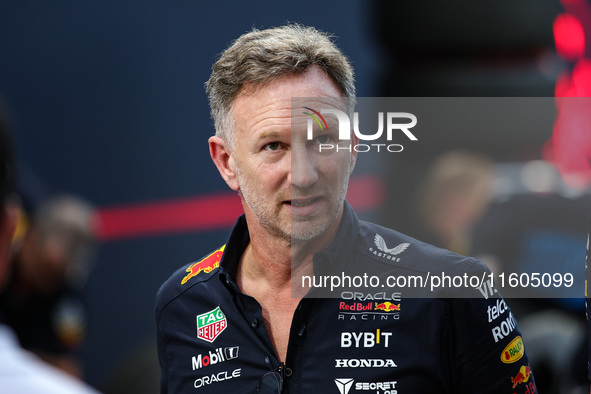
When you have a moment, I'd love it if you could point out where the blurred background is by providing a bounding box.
[0,0,590,393]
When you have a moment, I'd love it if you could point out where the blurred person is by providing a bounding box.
[468,161,590,393]
[416,150,494,257]
[156,24,537,393]
[0,100,98,392]
[419,151,590,392]
[0,194,96,378]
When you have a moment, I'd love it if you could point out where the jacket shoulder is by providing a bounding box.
[358,220,484,274]
[155,245,225,315]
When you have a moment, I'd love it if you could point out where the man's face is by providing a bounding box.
[228,67,356,243]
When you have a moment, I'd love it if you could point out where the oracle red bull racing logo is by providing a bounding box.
[196,306,227,343]
[338,293,402,321]
[181,245,225,284]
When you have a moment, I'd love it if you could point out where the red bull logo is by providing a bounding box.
[181,245,226,284]
[374,302,401,312]
[510,365,532,388]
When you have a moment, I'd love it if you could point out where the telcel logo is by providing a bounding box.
[304,107,417,153]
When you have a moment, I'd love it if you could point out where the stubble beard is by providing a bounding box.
[236,166,350,245]
[290,177,349,244]
[235,165,290,242]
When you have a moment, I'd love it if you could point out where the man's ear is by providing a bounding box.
[209,136,240,191]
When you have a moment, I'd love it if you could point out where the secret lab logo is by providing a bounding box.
[335,378,398,394]
[304,107,417,153]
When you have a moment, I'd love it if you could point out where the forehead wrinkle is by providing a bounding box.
[248,103,292,133]
[233,68,344,138]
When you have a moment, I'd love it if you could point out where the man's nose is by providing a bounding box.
[289,146,318,188]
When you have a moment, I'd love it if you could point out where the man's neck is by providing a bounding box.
[238,234,294,291]
[237,206,344,296]
[235,207,344,361]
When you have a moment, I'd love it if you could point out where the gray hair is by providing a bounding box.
[205,24,356,148]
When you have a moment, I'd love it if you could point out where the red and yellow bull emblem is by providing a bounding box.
[510,365,532,388]
[374,302,401,312]
[181,245,226,285]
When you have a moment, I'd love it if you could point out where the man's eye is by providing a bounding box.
[264,142,281,151]
[315,134,332,144]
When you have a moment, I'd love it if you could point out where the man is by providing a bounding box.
[156,24,537,393]
[0,103,98,392]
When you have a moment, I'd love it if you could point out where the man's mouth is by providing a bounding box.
[286,197,321,207]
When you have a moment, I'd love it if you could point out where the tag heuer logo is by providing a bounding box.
[196,306,227,343]
[335,378,354,394]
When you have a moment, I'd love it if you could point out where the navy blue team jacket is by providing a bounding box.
[156,202,537,393]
